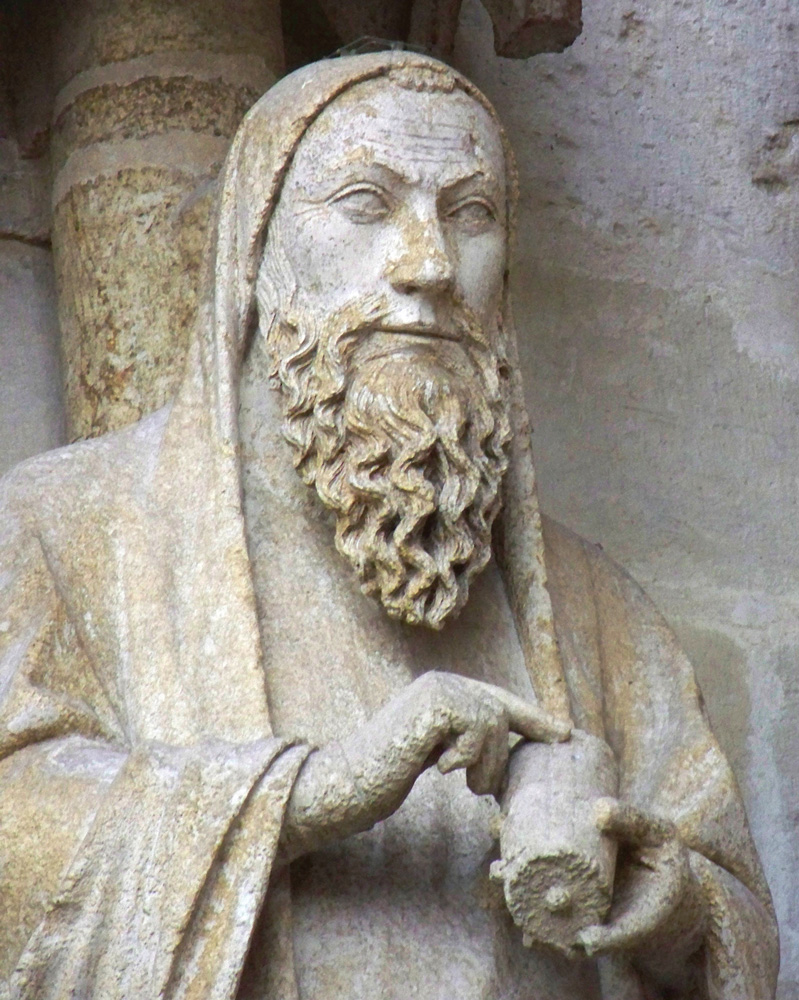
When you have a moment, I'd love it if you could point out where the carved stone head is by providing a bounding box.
[254,61,514,629]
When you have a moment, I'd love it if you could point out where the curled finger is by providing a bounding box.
[594,798,677,848]
[576,841,685,956]
[466,718,509,796]
[438,727,485,776]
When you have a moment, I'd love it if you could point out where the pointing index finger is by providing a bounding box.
[473,681,571,743]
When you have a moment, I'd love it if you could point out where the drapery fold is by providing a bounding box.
[0,442,309,998]
[545,518,778,998]
[11,740,305,999]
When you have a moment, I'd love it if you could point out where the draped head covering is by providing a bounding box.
[167,49,571,721]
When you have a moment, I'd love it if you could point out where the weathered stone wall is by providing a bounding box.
[454,0,799,992]
[0,242,63,471]
[0,29,64,475]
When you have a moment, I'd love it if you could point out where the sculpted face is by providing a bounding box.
[256,71,513,628]
[269,74,508,342]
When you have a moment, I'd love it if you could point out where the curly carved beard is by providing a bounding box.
[256,260,512,629]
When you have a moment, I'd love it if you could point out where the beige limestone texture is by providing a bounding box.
[53,163,216,436]
[0,52,778,1000]
[0,0,796,991]
[48,0,283,88]
[492,731,619,953]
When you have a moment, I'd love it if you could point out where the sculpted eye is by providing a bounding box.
[445,198,496,231]
[330,185,391,223]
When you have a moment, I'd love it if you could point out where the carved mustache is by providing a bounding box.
[313,294,494,373]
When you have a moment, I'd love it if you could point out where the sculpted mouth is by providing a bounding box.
[375,325,460,341]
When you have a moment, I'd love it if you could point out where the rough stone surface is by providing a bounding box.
[0,52,778,1000]
[50,76,264,176]
[50,0,283,439]
[48,0,283,89]
[0,0,795,991]
[0,12,63,478]
[453,0,799,991]
[0,145,49,246]
[53,167,214,437]
[0,88,49,245]
[481,0,582,58]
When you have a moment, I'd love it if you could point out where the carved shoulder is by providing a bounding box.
[0,405,172,533]
[539,512,702,740]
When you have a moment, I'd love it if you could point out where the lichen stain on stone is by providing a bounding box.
[618,11,645,40]
[752,120,799,192]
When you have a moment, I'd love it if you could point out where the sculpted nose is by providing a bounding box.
[386,219,455,297]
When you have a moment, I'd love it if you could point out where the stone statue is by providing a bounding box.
[0,52,779,1000]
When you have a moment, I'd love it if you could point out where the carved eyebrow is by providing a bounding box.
[324,159,410,186]
[439,169,499,197]
[321,159,499,196]
[292,160,405,205]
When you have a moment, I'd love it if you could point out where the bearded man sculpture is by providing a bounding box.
[0,53,779,1000]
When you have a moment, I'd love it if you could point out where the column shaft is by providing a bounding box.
[49,0,283,438]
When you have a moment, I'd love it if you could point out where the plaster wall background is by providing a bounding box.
[0,0,797,991]
[0,242,62,468]
[0,84,63,471]
[454,0,799,992]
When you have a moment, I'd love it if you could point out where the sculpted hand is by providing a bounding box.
[576,800,706,969]
[404,672,571,797]
[279,672,570,861]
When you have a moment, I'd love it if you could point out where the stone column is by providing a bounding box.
[49,0,283,439]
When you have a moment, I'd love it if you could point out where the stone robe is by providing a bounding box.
[0,52,779,1000]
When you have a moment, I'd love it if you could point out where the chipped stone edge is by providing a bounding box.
[51,133,232,209]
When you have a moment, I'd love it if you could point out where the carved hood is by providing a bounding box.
[176,49,570,720]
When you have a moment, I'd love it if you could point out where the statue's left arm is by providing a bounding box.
[542,516,779,999]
